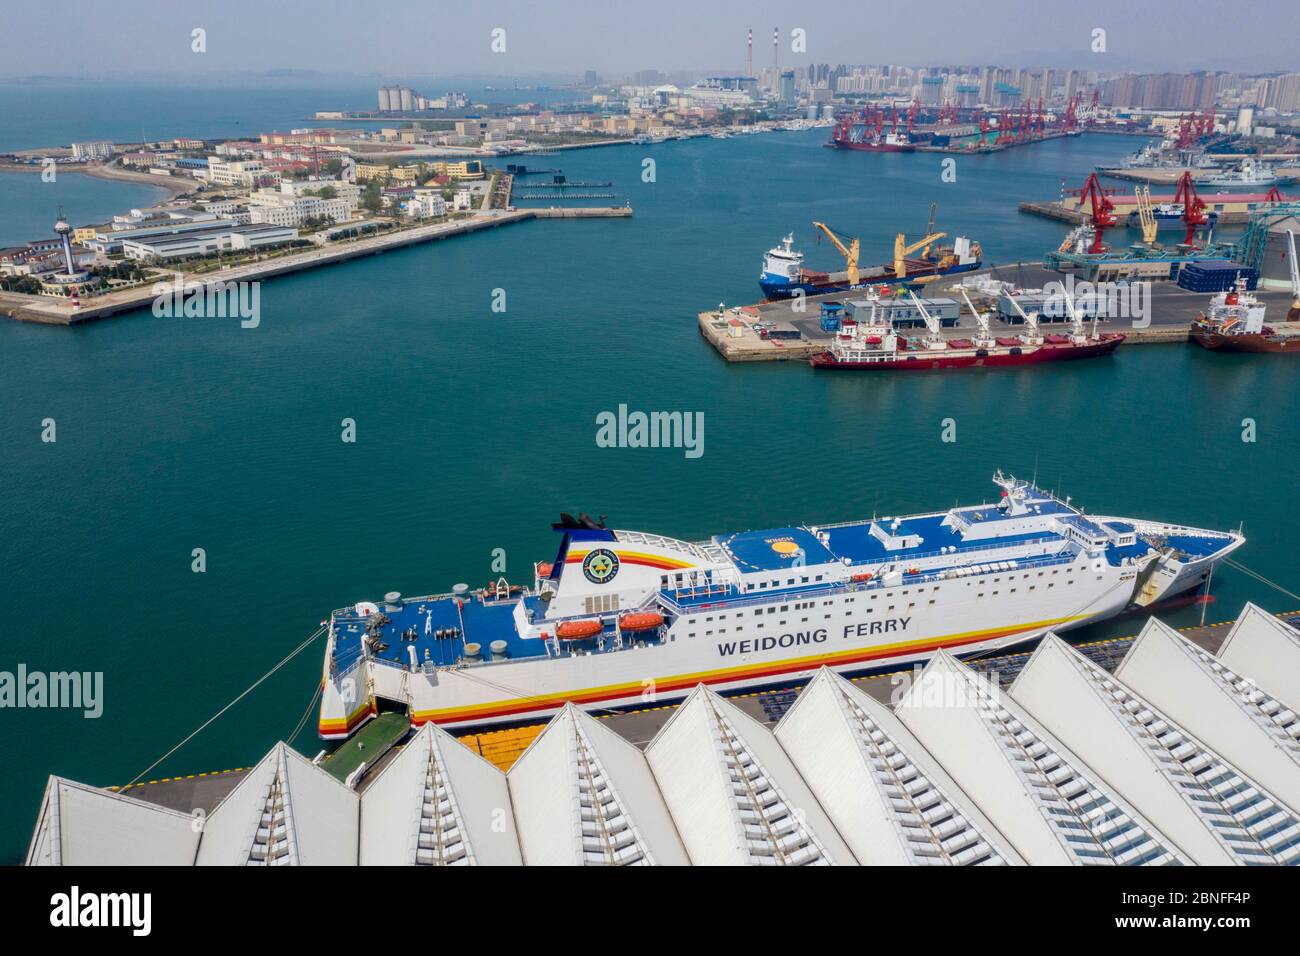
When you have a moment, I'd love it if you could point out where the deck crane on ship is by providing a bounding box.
[812,221,860,286]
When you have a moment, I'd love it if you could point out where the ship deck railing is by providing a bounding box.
[657,546,1082,615]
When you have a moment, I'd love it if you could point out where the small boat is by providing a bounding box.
[619,612,665,632]
[555,619,603,640]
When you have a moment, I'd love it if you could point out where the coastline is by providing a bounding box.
[0,160,190,198]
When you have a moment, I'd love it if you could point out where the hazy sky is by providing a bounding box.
[2,0,1296,77]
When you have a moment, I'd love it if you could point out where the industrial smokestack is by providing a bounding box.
[772,27,779,93]
[747,28,752,79]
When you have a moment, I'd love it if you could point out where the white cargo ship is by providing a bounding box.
[319,473,1243,738]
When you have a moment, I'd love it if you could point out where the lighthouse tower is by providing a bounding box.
[54,209,76,276]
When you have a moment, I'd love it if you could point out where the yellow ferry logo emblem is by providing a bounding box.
[582,548,620,584]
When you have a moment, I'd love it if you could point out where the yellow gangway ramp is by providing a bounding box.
[457,723,548,772]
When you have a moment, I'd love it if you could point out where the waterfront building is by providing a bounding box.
[246,181,357,227]
[204,158,280,188]
[1012,635,1300,864]
[24,605,1300,866]
[354,162,421,185]
[119,222,298,261]
[1115,617,1300,808]
[406,189,447,219]
[431,159,484,180]
[70,141,113,161]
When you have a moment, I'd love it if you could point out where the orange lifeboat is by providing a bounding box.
[619,612,665,632]
[555,618,603,640]
[535,561,554,577]
[850,572,873,582]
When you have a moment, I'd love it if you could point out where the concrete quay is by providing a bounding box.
[698,262,1298,363]
[1,207,631,326]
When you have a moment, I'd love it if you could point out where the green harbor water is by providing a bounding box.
[2,126,1297,862]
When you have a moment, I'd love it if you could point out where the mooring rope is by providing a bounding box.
[1224,558,1300,606]
[125,625,327,788]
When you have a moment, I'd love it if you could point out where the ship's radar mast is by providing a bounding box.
[991,470,1031,516]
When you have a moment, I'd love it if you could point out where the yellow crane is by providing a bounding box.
[894,231,946,279]
[1134,186,1158,245]
[812,221,860,285]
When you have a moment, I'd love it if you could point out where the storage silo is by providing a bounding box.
[378,87,394,112]
[399,87,414,112]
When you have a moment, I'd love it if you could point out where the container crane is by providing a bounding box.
[812,221,860,285]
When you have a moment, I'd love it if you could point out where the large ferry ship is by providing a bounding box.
[318,473,1243,739]
[760,233,981,299]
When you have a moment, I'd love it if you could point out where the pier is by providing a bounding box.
[0,207,632,326]
[697,262,1299,363]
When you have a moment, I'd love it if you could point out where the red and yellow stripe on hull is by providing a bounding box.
[564,549,696,572]
[318,698,376,739]
[409,614,1084,728]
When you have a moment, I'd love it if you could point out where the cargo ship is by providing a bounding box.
[1191,278,1300,353]
[829,124,915,152]
[811,290,1124,370]
[1201,158,1279,189]
[759,232,981,299]
[317,472,1242,738]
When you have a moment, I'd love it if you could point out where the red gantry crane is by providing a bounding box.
[1075,172,1118,254]
[1171,171,1210,247]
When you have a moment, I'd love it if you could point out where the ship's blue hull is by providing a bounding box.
[760,260,982,300]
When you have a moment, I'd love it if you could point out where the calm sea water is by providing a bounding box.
[1,93,1296,862]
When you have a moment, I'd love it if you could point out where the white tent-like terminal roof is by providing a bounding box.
[27,606,1300,867]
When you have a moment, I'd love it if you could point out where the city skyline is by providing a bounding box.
[2,0,1298,78]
